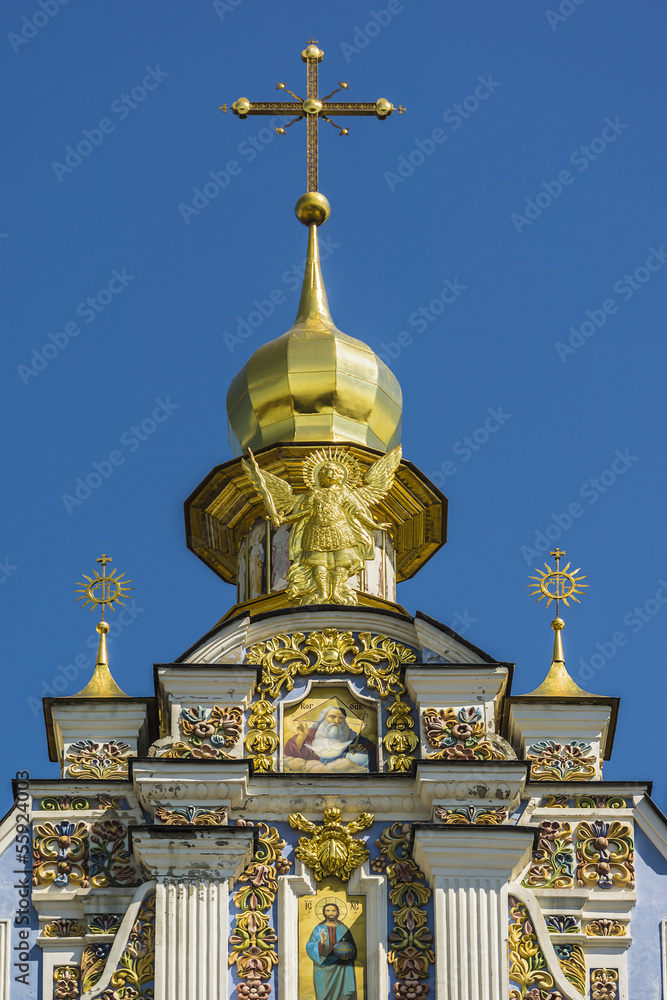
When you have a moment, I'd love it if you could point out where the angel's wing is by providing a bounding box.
[242,450,296,523]
[354,444,402,507]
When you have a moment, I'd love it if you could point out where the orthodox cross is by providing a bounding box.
[220,40,405,192]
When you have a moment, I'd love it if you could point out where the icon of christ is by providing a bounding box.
[305,901,358,1000]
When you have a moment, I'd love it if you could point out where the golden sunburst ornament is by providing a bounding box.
[74,554,133,619]
[528,547,588,614]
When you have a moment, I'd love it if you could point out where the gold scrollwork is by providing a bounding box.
[245,628,417,773]
[383,697,419,771]
[244,698,280,773]
[289,807,373,881]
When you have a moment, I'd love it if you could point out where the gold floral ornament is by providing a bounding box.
[54,966,81,1000]
[82,943,111,994]
[576,820,635,889]
[527,739,597,782]
[423,706,509,761]
[44,919,86,938]
[247,628,414,699]
[245,628,417,772]
[155,805,227,825]
[103,891,155,999]
[229,822,290,1000]
[65,740,132,780]
[508,897,555,1000]
[242,445,401,605]
[435,805,507,825]
[591,969,619,1000]
[522,821,574,890]
[158,705,243,759]
[584,919,625,936]
[33,821,89,888]
[375,823,434,998]
[383,697,419,772]
[89,820,137,887]
[289,807,373,881]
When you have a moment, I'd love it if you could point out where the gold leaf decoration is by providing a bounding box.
[289,807,373,882]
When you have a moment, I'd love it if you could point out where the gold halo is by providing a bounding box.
[528,562,588,608]
[314,896,348,922]
[74,567,133,612]
[303,447,361,490]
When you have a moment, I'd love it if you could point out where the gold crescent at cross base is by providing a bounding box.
[220,41,405,191]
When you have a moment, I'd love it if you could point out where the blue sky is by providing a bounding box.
[2,0,666,812]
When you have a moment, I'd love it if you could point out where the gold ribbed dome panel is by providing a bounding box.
[227,224,402,455]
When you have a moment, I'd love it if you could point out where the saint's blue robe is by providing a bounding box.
[305,920,358,999]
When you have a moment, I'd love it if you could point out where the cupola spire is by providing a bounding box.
[72,554,131,697]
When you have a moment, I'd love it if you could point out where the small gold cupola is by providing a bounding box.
[226,192,402,455]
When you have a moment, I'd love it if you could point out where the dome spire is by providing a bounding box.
[524,549,594,697]
[72,554,130,698]
[293,192,334,329]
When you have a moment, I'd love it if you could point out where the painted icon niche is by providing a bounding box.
[283,685,378,774]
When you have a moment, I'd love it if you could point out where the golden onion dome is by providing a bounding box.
[226,194,402,455]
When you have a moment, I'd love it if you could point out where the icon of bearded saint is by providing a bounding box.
[241,445,401,605]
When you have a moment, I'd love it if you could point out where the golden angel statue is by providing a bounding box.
[242,445,401,605]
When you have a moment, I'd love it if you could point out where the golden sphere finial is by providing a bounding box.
[96,621,111,635]
[295,191,331,226]
[551,617,565,631]
[301,44,323,62]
